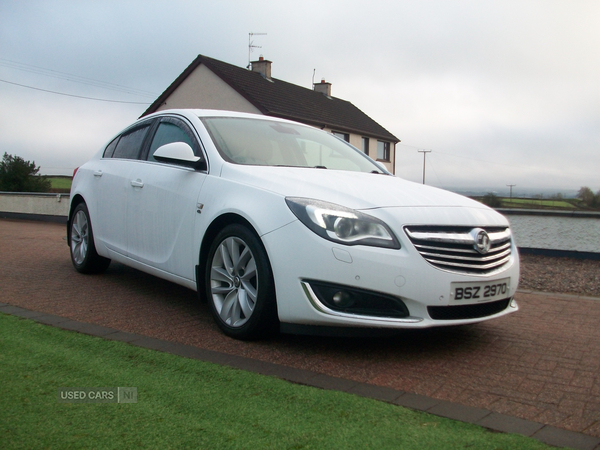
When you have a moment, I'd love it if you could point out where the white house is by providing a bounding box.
[142,54,400,173]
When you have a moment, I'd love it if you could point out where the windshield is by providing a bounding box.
[201,117,386,174]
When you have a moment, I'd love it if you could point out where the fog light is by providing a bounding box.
[332,291,354,308]
[306,280,410,318]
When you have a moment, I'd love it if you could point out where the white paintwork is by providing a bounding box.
[70,109,520,332]
[153,142,199,163]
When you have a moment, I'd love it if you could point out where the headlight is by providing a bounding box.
[285,197,400,249]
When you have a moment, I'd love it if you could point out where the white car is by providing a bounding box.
[68,109,519,339]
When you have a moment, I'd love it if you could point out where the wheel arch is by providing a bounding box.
[196,213,270,302]
[67,194,86,246]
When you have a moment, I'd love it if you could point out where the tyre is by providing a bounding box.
[69,202,111,274]
[205,224,278,340]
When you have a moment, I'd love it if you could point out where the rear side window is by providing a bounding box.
[111,124,151,160]
[103,136,119,158]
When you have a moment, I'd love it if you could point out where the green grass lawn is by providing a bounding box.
[501,198,576,209]
[0,313,555,449]
[46,176,72,190]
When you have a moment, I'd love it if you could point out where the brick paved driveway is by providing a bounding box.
[2,218,600,438]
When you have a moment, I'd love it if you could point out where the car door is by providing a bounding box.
[126,116,207,282]
[94,121,153,257]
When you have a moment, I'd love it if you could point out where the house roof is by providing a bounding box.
[142,54,399,143]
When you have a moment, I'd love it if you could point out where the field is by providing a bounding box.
[46,176,72,192]
[500,197,577,209]
[471,193,587,210]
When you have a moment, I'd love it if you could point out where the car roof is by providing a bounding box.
[144,108,308,125]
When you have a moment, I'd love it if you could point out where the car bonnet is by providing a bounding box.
[220,164,491,211]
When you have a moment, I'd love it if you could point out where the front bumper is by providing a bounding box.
[262,219,519,329]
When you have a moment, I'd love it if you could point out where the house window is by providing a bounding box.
[332,131,349,142]
[377,141,390,161]
[362,137,369,154]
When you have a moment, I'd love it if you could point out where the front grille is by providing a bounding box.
[428,298,511,320]
[404,226,512,274]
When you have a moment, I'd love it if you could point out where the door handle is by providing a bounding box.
[130,179,144,188]
[93,170,103,177]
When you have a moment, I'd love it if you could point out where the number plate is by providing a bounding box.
[450,278,510,305]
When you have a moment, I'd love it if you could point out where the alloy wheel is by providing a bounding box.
[71,209,89,265]
[210,236,258,327]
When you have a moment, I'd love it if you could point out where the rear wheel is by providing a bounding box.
[70,202,111,274]
[205,224,278,340]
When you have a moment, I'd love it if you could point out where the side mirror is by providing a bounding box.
[153,142,203,169]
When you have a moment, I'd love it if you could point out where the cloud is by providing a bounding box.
[0,0,598,190]
[0,86,141,174]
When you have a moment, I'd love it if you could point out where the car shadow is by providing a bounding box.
[95,262,505,362]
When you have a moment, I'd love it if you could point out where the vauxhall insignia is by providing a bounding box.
[472,228,491,254]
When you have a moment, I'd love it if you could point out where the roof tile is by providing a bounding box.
[143,55,398,142]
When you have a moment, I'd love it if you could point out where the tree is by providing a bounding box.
[0,152,51,192]
[577,186,597,207]
[481,192,502,208]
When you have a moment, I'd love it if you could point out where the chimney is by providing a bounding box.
[251,56,272,80]
[313,79,332,97]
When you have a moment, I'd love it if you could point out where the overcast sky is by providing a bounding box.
[1,0,598,194]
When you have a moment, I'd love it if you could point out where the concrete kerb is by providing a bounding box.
[2,302,599,450]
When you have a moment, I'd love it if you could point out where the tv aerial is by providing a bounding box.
[247,32,267,69]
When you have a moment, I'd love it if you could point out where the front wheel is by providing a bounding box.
[205,224,278,340]
[69,202,111,274]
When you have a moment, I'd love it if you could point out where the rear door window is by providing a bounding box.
[111,123,151,160]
